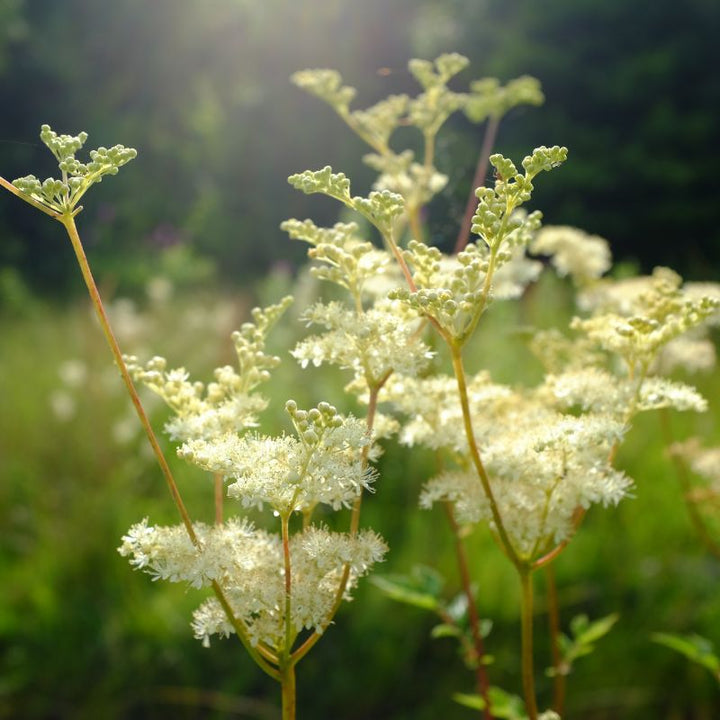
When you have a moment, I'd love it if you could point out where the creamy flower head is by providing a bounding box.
[293,299,432,386]
[531,225,611,285]
[179,403,374,514]
[119,519,386,649]
[421,407,632,558]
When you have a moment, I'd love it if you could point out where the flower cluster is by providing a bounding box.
[292,53,545,213]
[125,296,292,441]
[12,125,136,215]
[180,401,374,514]
[119,518,386,648]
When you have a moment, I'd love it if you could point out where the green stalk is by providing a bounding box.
[449,342,521,569]
[61,214,199,544]
[280,661,297,720]
[279,511,297,718]
[519,567,539,720]
[444,503,493,719]
[545,564,566,715]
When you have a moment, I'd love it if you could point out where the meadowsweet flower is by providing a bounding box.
[531,225,611,285]
[292,299,432,387]
[382,372,513,453]
[281,218,396,300]
[571,268,719,371]
[420,470,488,524]
[420,406,632,558]
[655,335,716,375]
[179,404,374,514]
[119,519,386,648]
[12,125,136,215]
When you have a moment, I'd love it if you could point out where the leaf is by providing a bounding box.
[452,687,525,719]
[651,632,720,680]
[452,692,486,710]
[574,612,619,646]
[431,623,462,639]
[370,565,445,611]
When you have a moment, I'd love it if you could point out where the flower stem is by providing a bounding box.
[60,214,199,545]
[214,472,224,525]
[280,661,297,720]
[60,215,274,675]
[449,342,520,569]
[519,567,539,720]
[545,564,566,715]
[444,503,493,719]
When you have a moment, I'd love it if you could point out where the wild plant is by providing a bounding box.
[2,53,719,720]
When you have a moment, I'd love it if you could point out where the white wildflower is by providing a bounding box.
[121,521,386,649]
[637,377,707,413]
[293,299,432,385]
[531,225,611,285]
[180,415,374,514]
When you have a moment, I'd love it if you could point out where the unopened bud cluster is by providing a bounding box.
[13,124,136,215]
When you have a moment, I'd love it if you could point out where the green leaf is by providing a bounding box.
[371,565,445,611]
[652,632,720,679]
[574,612,619,646]
[453,687,525,719]
[431,623,462,639]
[453,692,487,710]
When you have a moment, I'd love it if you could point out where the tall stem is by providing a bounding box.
[519,568,538,720]
[280,662,296,720]
[449,343,520,568]
[444,504,493,719]
[61,215,199,544]
[214,472,224,525]
[545,564,565,715]
[454,115,500,254]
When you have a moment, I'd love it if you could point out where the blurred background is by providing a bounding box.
[1,0,720,718]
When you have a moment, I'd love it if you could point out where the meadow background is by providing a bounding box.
[1,1,720,718]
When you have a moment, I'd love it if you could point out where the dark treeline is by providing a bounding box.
[0,0,718,301]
